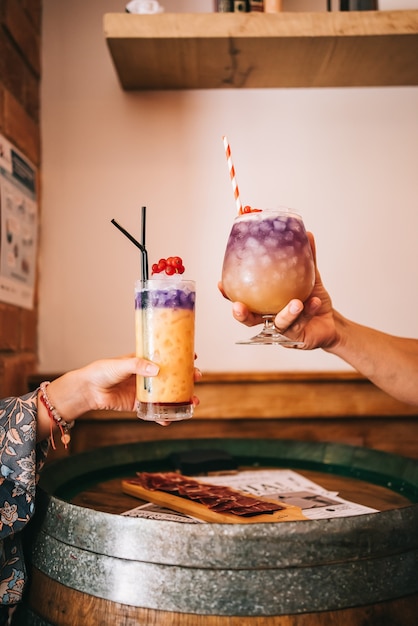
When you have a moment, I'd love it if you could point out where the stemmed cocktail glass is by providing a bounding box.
[221,207,315,345]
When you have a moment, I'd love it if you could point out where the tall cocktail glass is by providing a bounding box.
[135,277,196,420]
[221,208,315,345]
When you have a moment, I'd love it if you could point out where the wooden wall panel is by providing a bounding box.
[28,372,418,460]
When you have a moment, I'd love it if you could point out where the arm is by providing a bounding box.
[0,392,43,538]
[0,355,199,605]
[220,234,418,406]
[36,356,159,441]
[0,355,160,537]
[324,313,418,406]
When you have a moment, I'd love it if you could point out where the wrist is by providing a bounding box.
[39,381,74,449]
[324,310,359,362]
[36,367,96,446]
[323,310,347,354]
[46,368,95,422]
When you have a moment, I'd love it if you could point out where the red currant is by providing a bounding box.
[172,256,183,269]
[152,255,185,276]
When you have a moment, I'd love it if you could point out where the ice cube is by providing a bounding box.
[273,219,287,232]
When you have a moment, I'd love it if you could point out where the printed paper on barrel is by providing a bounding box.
[122,472,307,523]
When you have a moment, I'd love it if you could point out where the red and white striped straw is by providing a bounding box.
[223,135,242,215]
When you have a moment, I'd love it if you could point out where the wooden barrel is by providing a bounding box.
[19,439,418,625]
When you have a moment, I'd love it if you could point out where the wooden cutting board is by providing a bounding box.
[122,479,307,524]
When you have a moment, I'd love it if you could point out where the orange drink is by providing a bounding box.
[135,278,196,421]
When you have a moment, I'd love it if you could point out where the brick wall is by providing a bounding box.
[0,0,41,396]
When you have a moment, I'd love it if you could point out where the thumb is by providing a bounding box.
[87,356,159,386]
[119,356,159,378]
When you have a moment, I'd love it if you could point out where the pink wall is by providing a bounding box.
[39,0,418,373]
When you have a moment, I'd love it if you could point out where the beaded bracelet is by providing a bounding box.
[39,381,74,450]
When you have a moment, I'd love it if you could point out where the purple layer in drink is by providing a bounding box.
[222,209,315,314]
[135,286,195,310]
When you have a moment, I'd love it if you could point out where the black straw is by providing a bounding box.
[141,206,146,247]
[111,218,149,281]
[140,206,149,282]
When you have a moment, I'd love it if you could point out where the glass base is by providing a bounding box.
[236,316,304,347]
[137,401,194,422]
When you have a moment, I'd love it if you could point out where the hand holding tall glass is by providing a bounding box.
[221,208,315,345]
[135,277,196,421]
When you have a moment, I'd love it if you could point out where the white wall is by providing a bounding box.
[39,0,418,374]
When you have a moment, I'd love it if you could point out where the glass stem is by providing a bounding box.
[262,316,279,337]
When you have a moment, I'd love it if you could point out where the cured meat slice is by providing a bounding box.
[127,472,284,517]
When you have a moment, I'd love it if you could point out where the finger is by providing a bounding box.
[232,302,263,327]
[303,296,322,318]
[103,356,159,380]
[127,356,159,377]
[232,301,249,321]
[273,300,304,333]
[218,281,228,300]
[84,357,131,387]
[307,232,317,264]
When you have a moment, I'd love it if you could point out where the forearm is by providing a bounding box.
[36,368,95,442]
[36,356,151,442]
[326,311,418,405]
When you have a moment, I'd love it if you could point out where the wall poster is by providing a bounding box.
[0,133,38,309]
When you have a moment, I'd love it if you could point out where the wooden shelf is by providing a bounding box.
[104,10,418,90]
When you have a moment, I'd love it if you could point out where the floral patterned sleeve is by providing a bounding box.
[0,391,50,607]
